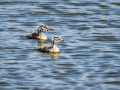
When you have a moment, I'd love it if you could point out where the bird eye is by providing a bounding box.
[46,26,50,30]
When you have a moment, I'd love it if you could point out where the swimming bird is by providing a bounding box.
[37,36,66,52]
[26,25,54,40]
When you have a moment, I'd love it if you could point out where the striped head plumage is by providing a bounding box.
[38,25,54,33]
[52,36,66,44]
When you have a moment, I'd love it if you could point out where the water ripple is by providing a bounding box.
[0,0,120,90]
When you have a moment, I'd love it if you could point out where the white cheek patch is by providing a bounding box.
[40,27,47,32]
[45,28,48,31]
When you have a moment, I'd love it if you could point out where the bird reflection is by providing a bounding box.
[38,52,60,59]
[38,39,45,45]
[50,52,59,59]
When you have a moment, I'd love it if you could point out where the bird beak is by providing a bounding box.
[62,39,66,42]
[60,38,66,42]
[47,26,54,31]
[49,28,54,31]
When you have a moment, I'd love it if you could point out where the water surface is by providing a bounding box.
[0,0,120,90]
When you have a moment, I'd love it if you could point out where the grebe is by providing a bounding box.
[26,25,54,40]
[37,36,66,52]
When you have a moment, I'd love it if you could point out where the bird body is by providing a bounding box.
[26,25,54,40]
[37,45,59,52]
[37,36,65,53]
[26,32,38,39]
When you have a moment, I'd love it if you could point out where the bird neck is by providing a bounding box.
[52,43,57,50]
[38,30,43,36]
[52,41,55,47]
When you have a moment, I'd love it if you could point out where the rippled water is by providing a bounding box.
[0,0,120,90]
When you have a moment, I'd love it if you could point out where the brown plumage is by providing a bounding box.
[26,32,38,39]
[37,36,66,53]
[26,32,47,39]
[26,25,54,40]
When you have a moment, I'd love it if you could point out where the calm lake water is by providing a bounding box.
[0,0,120,90]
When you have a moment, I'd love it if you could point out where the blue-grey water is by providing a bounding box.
[0,0,120,90]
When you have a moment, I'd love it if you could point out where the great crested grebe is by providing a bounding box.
[26,25,54,40]
[37,36,66,52]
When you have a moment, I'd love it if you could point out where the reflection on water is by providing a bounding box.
[50,52,60,59]
[38,51,59,59]
[37,51,59,59]
[38,39,46,45]
[0,0,120,90]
